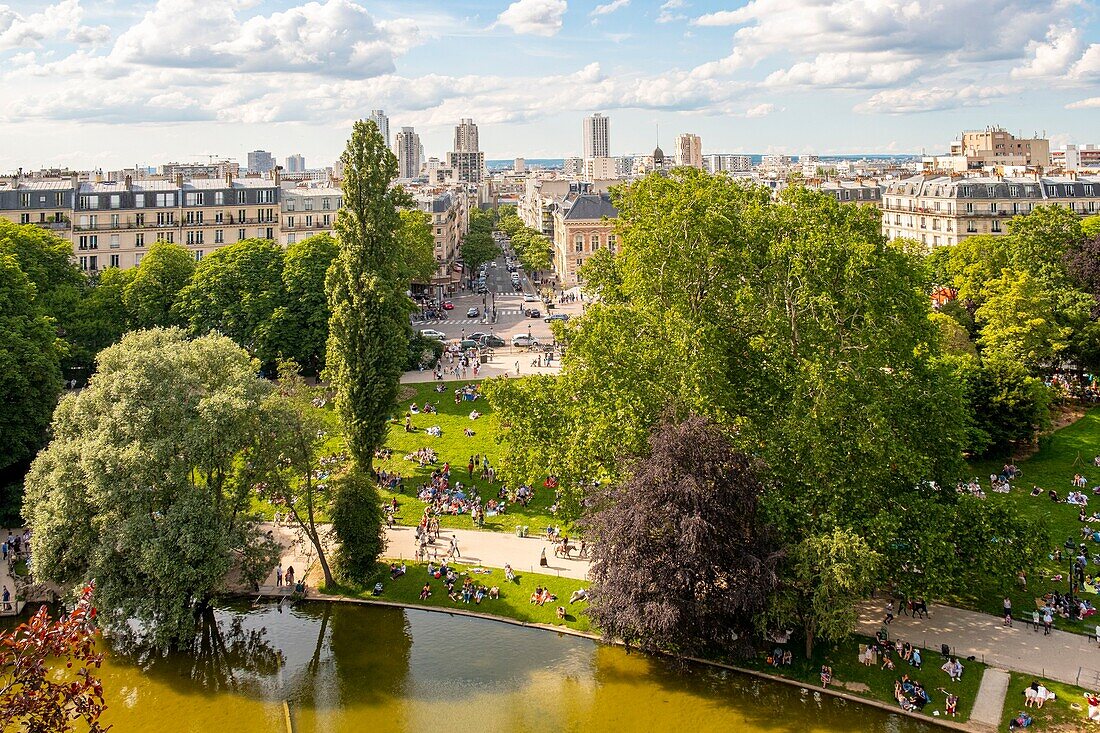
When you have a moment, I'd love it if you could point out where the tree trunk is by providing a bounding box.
[804,618,815,659]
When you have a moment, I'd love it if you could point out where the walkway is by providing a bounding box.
[258,522,591,596]
[856,600,1100,687]
[970,669,1010,729]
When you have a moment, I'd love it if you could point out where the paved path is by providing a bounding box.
[258,522,591,597]
[857,600,1100,687]
[970,669,1010,729]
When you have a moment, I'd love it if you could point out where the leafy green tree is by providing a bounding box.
[325,119,411,468]
[123,241,195,329]
[1006,204,1082,282]
[976,268,1073,371]
[271,233,338,374]
[459,229,500,272]
[23,328,278,649]
[518,232,553,272]
[930,311,977,357]
[767,528,880,658]
[175,238,285,365]
[577,247,624,301]
[967,356,1051,454]
[1082,215,1100,240]
[328,467,387,584]
[395,209,437,285]
[0,253,62,472]
[251,365,339,587]
[68,267,134,367]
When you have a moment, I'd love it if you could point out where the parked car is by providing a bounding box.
[511,334,540,347]
[419,329,446,340]
[479,334,505,348]
[490,261,498,268]
[523,293,538,302]
[524,309,542,319]
[442,301,454,310]
[545,313,570,323]
[469,332,489,341]
[459,339,480,350]
[466,307,480,318]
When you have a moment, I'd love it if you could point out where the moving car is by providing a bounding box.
[524,309,542,319]
[466,307,480,318]
[511,334,540,347]
[442,301,454,310]
[469,332,489,341]
[491,261,498,268]
[479,335,505,348]
[523,293,538,302]
[459,339,480,350]
[545,313,570,323]
[419,329,446,340]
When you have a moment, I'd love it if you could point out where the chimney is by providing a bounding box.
[94,171,103,184]
[124,174,133,191]
[70,172,79,190]
[273,166,282,186]
[225,171,233,187]
[175,173,184,189]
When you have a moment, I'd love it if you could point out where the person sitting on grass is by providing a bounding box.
[448,588,460,602]
[474,586,485,604]
[556,606,566,620]
[569,588,588,604]
[420,583,432,600]
[505,564,517,583]
[820,665,832,688]
[941,658,963,682]
[464,427,475,437]
[489,586,499,600]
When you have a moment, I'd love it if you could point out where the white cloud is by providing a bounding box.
[854,83,1013,115]
[0,0,109,51]
[495,0,568,37]
[592,0,630,17]
[1012,25,1081,79]
[1071,44,1100,78]
[1066,97,1100,110]
[765,52,922,89]
[742,103,774,117]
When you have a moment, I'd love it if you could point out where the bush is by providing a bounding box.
[406,332,443,371]
[330,467,387,584]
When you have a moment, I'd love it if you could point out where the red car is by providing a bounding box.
[442,301,454,310]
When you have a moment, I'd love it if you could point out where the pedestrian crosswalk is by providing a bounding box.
[412,318,481,325]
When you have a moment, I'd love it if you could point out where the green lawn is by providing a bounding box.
[324,560,591,632]
[963,408,1100,634]
[738,638,984,723]
[1001,672,1099,731]
[373,380,569,535]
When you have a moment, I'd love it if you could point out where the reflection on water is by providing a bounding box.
[84,601,933,733]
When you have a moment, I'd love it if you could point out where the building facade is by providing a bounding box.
[583,113,610,160]
[882,174,1100,247]
[247,150,275,174]
[395,127,421,180]
[704,154,753,173]
[551,191,618,288]
[280,183,341,245]
[676,133,703,169]
[369,109,390,149]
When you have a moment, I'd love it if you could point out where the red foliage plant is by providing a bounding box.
[0,585,109,733]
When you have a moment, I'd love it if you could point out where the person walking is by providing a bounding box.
[2,585,10,612]
[540,547,548,567]
[1043,607,1053,635]
[450,535,461,559]
[515,360,520,375]
[285,566,295,588]
[1003,597,1013,627]
[884,600,894,625]
[276,564,284,587]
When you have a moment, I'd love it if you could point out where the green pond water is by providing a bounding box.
[83,601,931,733]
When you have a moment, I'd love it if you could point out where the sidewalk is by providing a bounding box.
[856,600,1100,687]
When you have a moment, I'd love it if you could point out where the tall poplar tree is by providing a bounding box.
[325,120,411,468]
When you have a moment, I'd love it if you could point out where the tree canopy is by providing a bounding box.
[24,328,278,648]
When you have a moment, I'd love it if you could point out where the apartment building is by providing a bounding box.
[704,154,753,173]
[0,174,280,271]
[583,113,610,159]
[819,180,882,206]
[882,174,1100,247]
[676,133,703,169]
[1052,144,1100,171]
[925,127,1051,173]
[551,191,618,288]
[280,184,341,245]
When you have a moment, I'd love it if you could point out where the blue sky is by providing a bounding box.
[2,0,1100,170]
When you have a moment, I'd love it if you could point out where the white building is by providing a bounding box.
[280,183,341,245]
[703,154,753,173]
[564,157,584,178]
[369,110,390,149]
[285,154,306,173]
[583,113,610,160]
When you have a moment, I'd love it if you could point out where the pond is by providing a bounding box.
[88,601,932,733]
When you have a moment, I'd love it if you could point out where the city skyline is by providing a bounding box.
[2,0,1100,170]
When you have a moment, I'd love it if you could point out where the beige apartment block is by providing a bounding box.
[280,184,342,245]
[882,174,1100,248]
[551,191,618,288]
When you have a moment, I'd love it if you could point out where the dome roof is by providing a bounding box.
[653,146,665,162]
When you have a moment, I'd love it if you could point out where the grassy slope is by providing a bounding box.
[962,408,1100,634]
[1001,672,1097,731]
[373,380,566,534]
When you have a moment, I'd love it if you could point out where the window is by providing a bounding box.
[186,230,204,245]
[236,190,246,204]
[576,258,583,268]
[322,198,331,210]
[185,192,205,206]
[305,215,313,228]
[1086,184,1094,196]
[55,193,64,206]
[259,189,275,203]
[186,211,204,224]
[966,203,974,213]
[136,233,145,247]
[304,198,314,210]
[1091,201,1096,212]
[286,199,295,212]
[214,191,224,205]
[19,193,29,207]
[960,185,972,196]
[1046,185,1057,197]
[990,203,998,213]
[237,209,247,223]
[574,234,584,252]
[19,214,29,224]
[986,185,995,197]
[79,195,99,209]
[156,211,174,226]
[1013,203,1020,214]
[1009,185,1020,197]
[110,234,119,249]
[992,220,1002,233]
[287,216,295,228]
[215,230,224,244]
[78,235,98,250]
[264,227,273,240]
[322,214,331,227]
[134,194,145,208]
[135,253,144,264]
[194,250,204,261]
[591,234,600,249]
[920,217,926,229]
[110,195,120,209]
[287,233,297,244]
[238,228,246,241]
[966,221,978,233]
[109,254,120,268]
[156,193,175,207]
